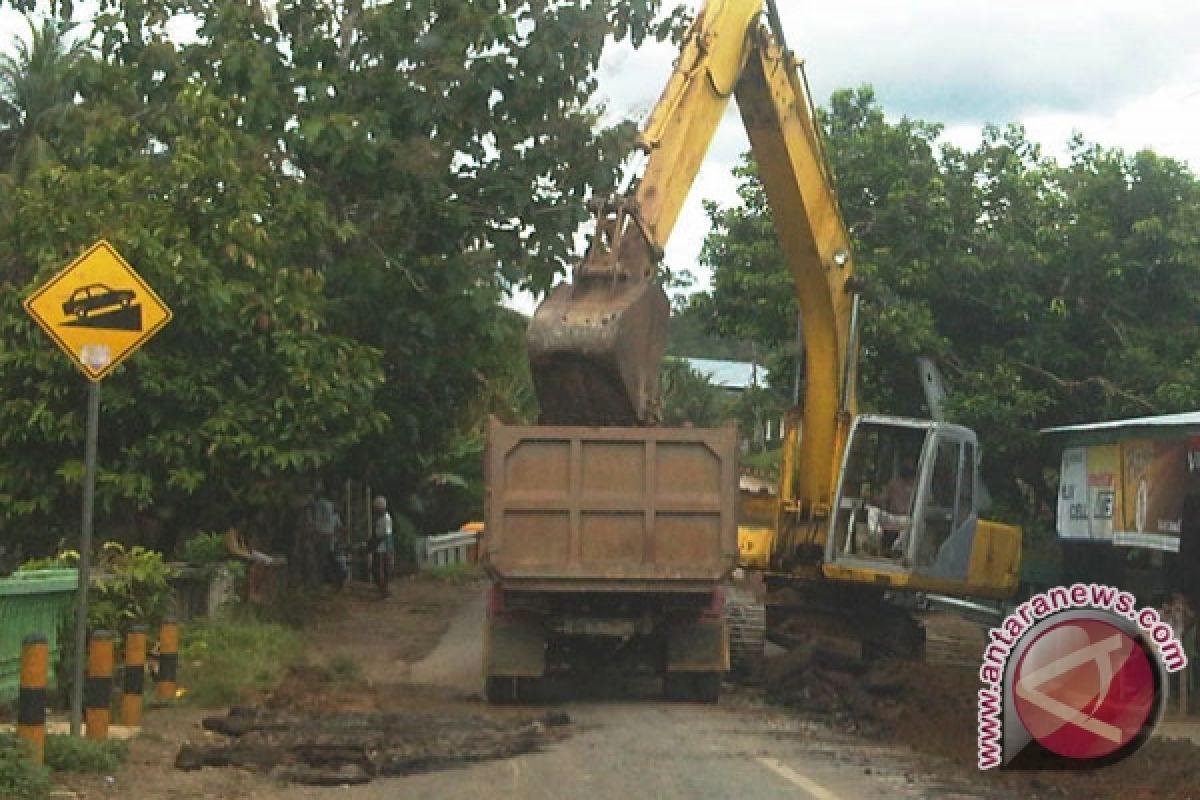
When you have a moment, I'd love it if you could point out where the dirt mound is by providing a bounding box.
[176,705,572,785]
[764,627,1200,800]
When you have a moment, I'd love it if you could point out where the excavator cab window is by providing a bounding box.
[831,417,982,580]
[831,419,929,561]
[907,431,980,580]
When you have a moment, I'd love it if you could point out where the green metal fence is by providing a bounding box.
[0,569,78,702]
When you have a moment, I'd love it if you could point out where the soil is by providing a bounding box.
[45,577,1200,799]
[52,572,557,798]
[765,610,1200,800]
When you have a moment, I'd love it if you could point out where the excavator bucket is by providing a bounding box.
[526,200,670,427]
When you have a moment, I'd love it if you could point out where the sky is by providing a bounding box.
[5,1,1200,312]
[586,0,1200,310]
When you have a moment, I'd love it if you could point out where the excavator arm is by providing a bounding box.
[528,0,858,538]
[525,1,1019,655]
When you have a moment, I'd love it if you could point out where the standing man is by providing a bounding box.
[372,496,394,598]
[313,486,345,587]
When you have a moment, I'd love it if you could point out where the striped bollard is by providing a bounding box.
[16,633,48,764]
[156,618,179,701]
[120,625,147,726]
[85,630,115,741]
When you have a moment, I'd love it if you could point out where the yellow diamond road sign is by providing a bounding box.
[24,240,172,381]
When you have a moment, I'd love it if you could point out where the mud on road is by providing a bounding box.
[54,577,1200,800]
[57,574,562,798]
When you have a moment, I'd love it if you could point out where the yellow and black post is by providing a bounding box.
[16,633,48,764]
[85,629,115,741]
[120,625,147,726]
[156,618,178,701]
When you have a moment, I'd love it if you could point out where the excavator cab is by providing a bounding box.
[827,415,983,585]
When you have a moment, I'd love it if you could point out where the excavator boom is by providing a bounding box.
[528,0,775,428]
[525,0,1020,608]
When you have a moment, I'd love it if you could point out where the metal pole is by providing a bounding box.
[69,381,100,736]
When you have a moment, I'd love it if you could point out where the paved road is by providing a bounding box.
[343,591,1005,800]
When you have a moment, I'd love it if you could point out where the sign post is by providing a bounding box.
[23,240,172,735]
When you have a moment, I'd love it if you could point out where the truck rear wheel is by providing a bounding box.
[664,671,721,703]
[691,672,720,704]
[485,676,519,704]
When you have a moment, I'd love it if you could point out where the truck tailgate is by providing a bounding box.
[485,419,737,591]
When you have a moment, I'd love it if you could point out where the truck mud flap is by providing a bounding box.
[665,618,729,673]
[484,617,546,678]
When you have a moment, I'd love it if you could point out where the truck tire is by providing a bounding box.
[664,672,721,703]
[691,672,721,704]
[663,672,691,701]
[485,676,519,704]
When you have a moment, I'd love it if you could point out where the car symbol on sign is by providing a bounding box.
[62,283,136,319]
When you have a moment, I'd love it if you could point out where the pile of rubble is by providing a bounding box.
[177,706,571,785]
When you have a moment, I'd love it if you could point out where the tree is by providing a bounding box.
[0,0,681,560]
[0,16,88,183]
[694,86,1200,518]
[659,358,729,428]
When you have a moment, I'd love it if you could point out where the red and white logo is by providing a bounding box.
[1012,618,1157,761]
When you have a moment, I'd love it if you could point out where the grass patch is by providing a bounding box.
[43,734,127,773]
[0,734,51,800]
[179,617,305,708]
[423,563,483,582]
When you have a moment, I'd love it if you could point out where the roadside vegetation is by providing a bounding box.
[0,733,129,800]
[179,616,306,709]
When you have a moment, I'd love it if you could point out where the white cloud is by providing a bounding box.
[8,2,1200,308]
[589,0,1200,301]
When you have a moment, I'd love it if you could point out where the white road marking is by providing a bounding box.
[756,756,843,800]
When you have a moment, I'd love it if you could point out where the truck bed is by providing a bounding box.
[484,419,737,592]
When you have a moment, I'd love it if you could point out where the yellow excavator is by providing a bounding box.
[526,0,1021,665]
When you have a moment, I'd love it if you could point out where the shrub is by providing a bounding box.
[22,542,178,634]
[0,734,51,800]
[43,735,127,773]
[22,543,178,705]
[179,618,304,708]
[180,532,230,566]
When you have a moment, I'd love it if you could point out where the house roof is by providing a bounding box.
[683,357,767,390]
[1041,411,1200,435]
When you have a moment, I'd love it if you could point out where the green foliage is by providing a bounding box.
[667,303,755,360]
[659,358,730,428]
[424,563,484,583]
[178,617,304,708]
[697,85,1200,517]
[0,734,50,800]
[179,532,230,565]
[0,0,676,564]
[22,541,176,632]
[729,385,786,454]
[43,734,127,774]
[742,446,783,478]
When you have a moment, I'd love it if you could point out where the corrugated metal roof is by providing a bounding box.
[1041,411,1200,434]
[683,357,767,390]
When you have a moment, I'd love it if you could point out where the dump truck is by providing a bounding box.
[482,420,736,703]
[483,0,1021,699]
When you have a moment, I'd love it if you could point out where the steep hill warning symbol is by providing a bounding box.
[60,283,142,331]
[24,240,172,381]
